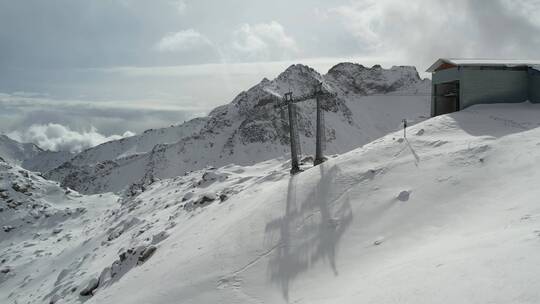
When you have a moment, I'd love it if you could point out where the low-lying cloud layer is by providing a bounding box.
[0,92,201,138]
[8,123,134,153]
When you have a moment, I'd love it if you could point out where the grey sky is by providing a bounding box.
[1,0,540,149]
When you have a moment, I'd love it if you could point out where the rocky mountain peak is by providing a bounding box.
[277,64,322,82]
[326,62,423,95]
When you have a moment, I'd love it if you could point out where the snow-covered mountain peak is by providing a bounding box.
[227,64,325,117]
[46,62,430,194]
[276,64,323,84]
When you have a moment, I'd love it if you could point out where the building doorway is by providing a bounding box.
[433,81,460,116]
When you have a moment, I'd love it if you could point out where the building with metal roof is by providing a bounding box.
[427,58,540,116]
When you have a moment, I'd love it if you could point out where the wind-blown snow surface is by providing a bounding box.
[47,63,430,194]
[3,103,540,303]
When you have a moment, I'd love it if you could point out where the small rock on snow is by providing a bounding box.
[397,190,410,201]
[79,278,99,296]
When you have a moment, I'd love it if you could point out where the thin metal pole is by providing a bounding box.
[402,119,407,138]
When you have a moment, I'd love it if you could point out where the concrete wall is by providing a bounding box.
[460,68,529,109]
[528,68,540,103]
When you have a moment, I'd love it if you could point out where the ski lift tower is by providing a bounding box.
[285,92,301,174]
[274,92,302,174]
[273,82,336,174]
[313,83,332,165]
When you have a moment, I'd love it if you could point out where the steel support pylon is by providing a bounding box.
[314,83,326,166]
[286,93,301,174]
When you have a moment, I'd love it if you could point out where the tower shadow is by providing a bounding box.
[265,164,353,301]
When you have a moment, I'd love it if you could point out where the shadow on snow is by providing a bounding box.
[265,163,353,301]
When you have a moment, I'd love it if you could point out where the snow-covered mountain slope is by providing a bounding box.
[0,135,42,165]
[3,102,540,304]
[0,135,73,173]
[48,63,430,194]
[67,117,208,166]
[21,150,73,173]
[0,160,119,303]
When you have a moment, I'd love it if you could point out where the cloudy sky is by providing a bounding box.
[1,0,540,151]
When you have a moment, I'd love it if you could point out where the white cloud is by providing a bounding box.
[329,1,384,51]
[8,123,135,153]
[156,29,212,52]
[328,0,540,71]
[174,0,187,14]
[229,21,299,61]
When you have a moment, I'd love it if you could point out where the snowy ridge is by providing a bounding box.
[68,117,208,166]
[2,103,540,303]
[0,135,42,165]
[47,63,430,194]
[0,135,73,173]
[21,150,73,173]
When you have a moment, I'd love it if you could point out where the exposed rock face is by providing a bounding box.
[327,63,423,95]
[46,63,430,194]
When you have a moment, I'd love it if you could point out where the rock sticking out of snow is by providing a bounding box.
[397,190,410,201]
[195,193,216,206]
[2,226,14,232]
[138,246,157,264]
[79,278,99,296]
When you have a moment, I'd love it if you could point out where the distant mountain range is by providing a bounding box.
[2,63,431,194]
[0,134,72,172]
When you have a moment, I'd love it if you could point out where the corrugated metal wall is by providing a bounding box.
[460,69,529,109]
